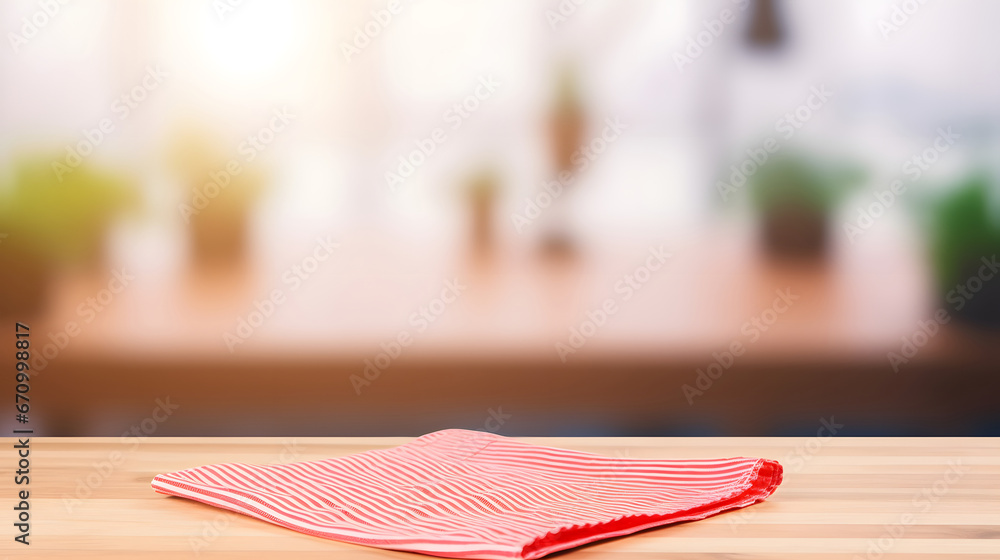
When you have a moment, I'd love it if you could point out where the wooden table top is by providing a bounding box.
[4,437,998,559]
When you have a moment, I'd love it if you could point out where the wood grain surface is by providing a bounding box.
[2,437,998,559]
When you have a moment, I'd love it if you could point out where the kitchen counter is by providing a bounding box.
[4,436,998,558]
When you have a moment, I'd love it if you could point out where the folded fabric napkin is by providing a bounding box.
[152,429,782,559]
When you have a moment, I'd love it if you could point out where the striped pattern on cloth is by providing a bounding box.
[151,429,783,559]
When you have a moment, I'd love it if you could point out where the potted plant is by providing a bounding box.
[748,153,863,261]
[925,172,1000,328]
[0,155,139,316]
[541,64,586,260]
[464,168,500,260]
[186,168,267,269]
[169,126,268,270]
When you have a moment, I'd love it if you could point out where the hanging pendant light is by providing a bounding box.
[746,0,785,50]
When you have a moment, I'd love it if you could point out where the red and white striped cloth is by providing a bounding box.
[152,429,782,559]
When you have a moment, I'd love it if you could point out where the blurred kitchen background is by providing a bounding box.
[1,0,998,436]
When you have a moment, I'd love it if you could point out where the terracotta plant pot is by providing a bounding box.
[0,245,53,317]
[189,208,251,269]
[182,166,266,271]
[748,154,863,264]
[761,203,828,261]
